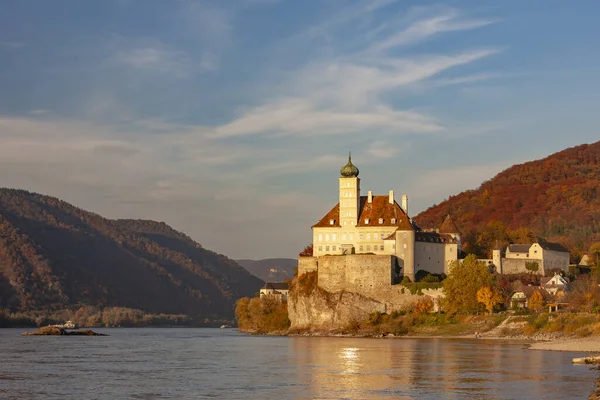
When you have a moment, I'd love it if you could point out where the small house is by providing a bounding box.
[260,282,290,301]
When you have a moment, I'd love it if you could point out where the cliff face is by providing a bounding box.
[287,272,443,330]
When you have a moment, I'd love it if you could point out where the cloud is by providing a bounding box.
[369,9,498,53]
[366,141,400,159]
[209,47,498,138]
[211,98,442,138]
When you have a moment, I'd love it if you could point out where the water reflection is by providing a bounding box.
[0,329,595,400]
[291,337,593,400]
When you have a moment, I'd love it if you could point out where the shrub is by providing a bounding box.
[412,296,434,316]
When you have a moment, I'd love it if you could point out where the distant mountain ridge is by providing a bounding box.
[236,258,297,282]
[0,188,263,319]
[414,141,600,259]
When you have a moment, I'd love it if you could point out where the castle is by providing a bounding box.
[304,155,460,282]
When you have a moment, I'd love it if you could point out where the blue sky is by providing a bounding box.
[1,0,600,259]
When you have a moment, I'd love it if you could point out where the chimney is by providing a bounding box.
[367,191,373,203]
[388,190,394,204]
[402,194,408,215]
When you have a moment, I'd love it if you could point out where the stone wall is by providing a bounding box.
[501,258,543,274]
[317,254,398,295]
[298,256,318,275]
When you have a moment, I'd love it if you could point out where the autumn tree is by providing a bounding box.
[299,244,313,257]
[590,242,600,281]
[528,290,544,312]
[508,227,536,245]
[443,254,496,314]
[476,286,503,315]
[477,221,509,257]
[412,296,434,316]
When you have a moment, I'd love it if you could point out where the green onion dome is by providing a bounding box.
[340,153,359,177]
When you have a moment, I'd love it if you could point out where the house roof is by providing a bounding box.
[439,214,461,234]
[312,195,413,229]
[507,244,531,253]
[415,231,457,244]
[262,282,289,290]
[511,285,553,300]
[537,241,569,253]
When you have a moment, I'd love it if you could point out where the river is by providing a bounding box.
[0,328,596,399]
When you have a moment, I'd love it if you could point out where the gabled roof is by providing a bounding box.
[537,241,569,253]
[312,195,413,229]
[511,285,552,301]
[262,282,289,291]
[439,214,461,234]
[507,244,531,253]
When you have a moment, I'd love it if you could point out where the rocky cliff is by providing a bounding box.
[287,271,443,330]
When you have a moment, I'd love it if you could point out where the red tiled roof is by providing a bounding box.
[312,204,340,228]
[439,214,461,234]
[312,195,413,229]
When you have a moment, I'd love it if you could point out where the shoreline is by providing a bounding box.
[285,330,600,352]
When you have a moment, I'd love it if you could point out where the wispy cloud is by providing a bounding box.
[369,8,498,53]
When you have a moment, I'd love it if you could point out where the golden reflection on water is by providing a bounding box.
[290,337,586,400]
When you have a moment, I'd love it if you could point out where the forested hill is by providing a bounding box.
[414,141,600,260]
[0,189,263,319]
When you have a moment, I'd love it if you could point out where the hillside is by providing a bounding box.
[236,258,297,282]
[414,141,600,260]
[0,189,263,320]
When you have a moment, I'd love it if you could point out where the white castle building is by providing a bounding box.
[311,155,461,281]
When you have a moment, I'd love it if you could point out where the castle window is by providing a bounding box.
[359,233,364,240]
[366,245,371,251]
[325,234,329,241]
[332,246,336,251]
[332,234,337,241]
[342,234,346,241]
[318,234,323,242]
[344,221,347,225]
[391,218,396,224]
[380,245,384,251]
[374,233,378,240]
[318,246,323,251]
[364,218,370,224]
[359,245,364,251]
[366,233,371,240]
[329,219,335,225]
[350,234,354,240]
[379,218,383,224]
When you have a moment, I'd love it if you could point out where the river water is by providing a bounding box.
[0,328,596,399]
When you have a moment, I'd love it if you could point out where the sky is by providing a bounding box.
[1,0,600,260]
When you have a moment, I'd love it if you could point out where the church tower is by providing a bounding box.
[339,153,360,228]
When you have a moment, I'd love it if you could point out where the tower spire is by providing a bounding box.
[340,152,359,177]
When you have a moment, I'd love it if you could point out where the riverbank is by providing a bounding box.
[529,336,600,352]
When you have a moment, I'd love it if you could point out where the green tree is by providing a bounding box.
[443,254,496,314]
[525,262,539,274]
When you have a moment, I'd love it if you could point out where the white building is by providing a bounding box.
[311,155,460,281]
